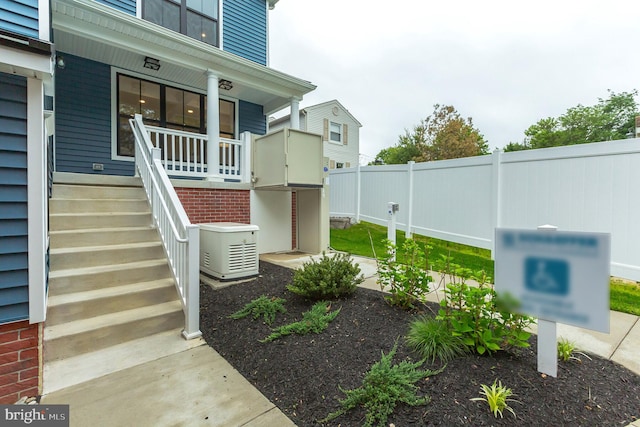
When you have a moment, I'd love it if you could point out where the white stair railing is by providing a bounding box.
[130,114,201,339]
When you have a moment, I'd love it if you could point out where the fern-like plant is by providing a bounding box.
[228,295,286,325]
[406,316,468,363]
[470,379,518,418]
[287,252,364,300]
[322,342,444,427]
[260,301,340,342]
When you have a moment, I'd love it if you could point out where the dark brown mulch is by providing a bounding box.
[200,262,640,427]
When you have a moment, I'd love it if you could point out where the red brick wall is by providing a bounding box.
[176,188,250,224]
[291,192,297,250]
[0,321,40,403]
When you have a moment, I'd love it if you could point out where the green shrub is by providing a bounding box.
[406,316,468,363]
[322,342,444,427]
[377,239,433,309]
[228,295,287,325]
[436,256,533,355]
[260,301,340,342]
[287,252,364,300]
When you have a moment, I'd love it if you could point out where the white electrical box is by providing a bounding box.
[199,222,259,280]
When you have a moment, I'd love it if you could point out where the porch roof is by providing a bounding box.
[51,0,315,115]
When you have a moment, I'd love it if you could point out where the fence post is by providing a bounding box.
[387,202,399,260]
[355,164,361,223]
[406,161,415,238]
[182,224,202,339]
[241,131,252,184]
[490,149,503,258]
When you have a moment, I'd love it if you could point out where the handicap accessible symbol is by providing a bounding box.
[524,257,569,296]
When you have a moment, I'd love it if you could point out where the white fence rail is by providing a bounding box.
[330,139,640,281]
[146,125,244,180]
[131,115,201,339]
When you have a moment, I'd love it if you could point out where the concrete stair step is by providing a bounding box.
[49,227,160,249]
[44,300,184,362]
[50,212,152,231]
[50,198,150,214]
[42,329,204,394]
[50,241,166,270]
[48,259,172,295]
[52,184,146,200]
[47,278,178,326]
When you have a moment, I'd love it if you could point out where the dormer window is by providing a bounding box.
[143,0,219,46]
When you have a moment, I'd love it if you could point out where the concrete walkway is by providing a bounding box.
[41,252,639,427]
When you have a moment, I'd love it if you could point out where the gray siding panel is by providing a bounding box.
[239,100,265,135]
[55,53,134,176]
[223,0,267,65]
[0,0,39,38]
[0,72,29,323]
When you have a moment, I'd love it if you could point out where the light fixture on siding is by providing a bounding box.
[143,56,161,71]
[218,79,233,91]
[56,55,65,69]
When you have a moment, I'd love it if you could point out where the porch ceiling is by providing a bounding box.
[51,0,315,114]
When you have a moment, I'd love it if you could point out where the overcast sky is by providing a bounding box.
[268,0,639,164]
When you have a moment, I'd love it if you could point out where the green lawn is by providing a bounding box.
[330,221,640,316]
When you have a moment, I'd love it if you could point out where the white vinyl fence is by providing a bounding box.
[330,138,640,281]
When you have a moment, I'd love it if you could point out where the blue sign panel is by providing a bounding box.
[524,257,569,296]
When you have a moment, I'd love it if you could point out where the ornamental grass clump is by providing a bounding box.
[322,342,444,427]
[470,379,519,418]
[406,316,468,363]
[287,252,364,300]
[228,295,286,325]
[260,301,339,342]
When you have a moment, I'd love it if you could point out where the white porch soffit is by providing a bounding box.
[51,0,315,114]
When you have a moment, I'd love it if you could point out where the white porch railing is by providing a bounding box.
[130,114,202,339]
[145,125,244,180]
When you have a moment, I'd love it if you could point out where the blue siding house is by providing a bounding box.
[0,0,315,401]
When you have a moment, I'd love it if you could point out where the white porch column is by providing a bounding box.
[206,70,222,181]
[290,97,300,130]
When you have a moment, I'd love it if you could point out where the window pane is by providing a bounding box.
[119,76,139,117]
[144,0,180,32]
[184,92,200,128]
[219,99,234,138]
[141,81,160,121]
[330,122,341,142]
[166,87,183,126]
[187,11,216,46]
[118,116,135,157]
[186,0,217,18]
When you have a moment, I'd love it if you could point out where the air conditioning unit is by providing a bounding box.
[199,222,259,280]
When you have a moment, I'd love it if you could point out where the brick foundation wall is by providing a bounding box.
[176,188,250,224]
[291,192,297,250]
[0,321,40,403]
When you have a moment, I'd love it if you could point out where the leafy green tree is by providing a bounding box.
[374,105,488,164]
[506,90,638,151]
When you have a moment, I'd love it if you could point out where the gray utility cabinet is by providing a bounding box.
[252,128,324,188]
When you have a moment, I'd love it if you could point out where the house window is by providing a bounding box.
[143,0,219,46]
[116,73,235,158]
[336,162,344,169]
[330,122,341,143]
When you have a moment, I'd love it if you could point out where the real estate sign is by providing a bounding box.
[495,228,610,333]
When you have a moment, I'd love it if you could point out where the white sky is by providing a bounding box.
[268,0,639,164]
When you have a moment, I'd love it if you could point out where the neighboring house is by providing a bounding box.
[269,99,362,169]
[0,0,321,402]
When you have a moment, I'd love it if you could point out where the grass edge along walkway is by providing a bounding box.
[330,221,640,316]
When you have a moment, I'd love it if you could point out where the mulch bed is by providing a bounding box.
[200,262,640,426]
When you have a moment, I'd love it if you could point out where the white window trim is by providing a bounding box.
[329,121,342,145]
[110,67,238,162]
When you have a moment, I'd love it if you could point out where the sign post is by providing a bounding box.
[387,202,399,261]
[495,226,610,377]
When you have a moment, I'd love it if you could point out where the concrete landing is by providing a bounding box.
[42,345,295,427]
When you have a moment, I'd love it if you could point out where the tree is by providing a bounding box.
[374,105,488,164]
[505,90,638,152]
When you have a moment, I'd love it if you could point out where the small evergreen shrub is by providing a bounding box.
[322,342,444,427]
[228,295,287,325]
[287,252,364,300]
[260,301,340,342]
[406,316,468,363]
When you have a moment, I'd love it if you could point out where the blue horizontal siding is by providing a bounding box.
[55,53,134,176]
[223,0,267,65]
[0,0,39,38]
[0,72,29,324]
[239,100,265,135]
[95,0,135,16]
